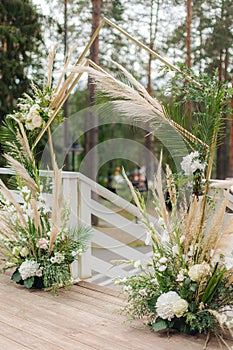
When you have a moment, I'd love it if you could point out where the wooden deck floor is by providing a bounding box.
[0,273,231,350]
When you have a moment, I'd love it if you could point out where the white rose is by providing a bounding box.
[188,263,211,282]
[172,299,189,317]
[25,104,43,130]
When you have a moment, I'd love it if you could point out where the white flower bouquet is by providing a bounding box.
[0,51,89,291]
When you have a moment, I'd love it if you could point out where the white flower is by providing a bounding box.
[180,235,185,244]
[151,278,158,284]
[172,244,179,256]
[181,151,206,176]
[156,291,180,320]
[188,263,211,282]
[71,249,83,257]
[123,285,132,293]
[37,238,49,250]
[20,247,30,257]
[50,252,65,264]
[36,266,44,277]
[20,186,31,201]
[19,260,40,280]
[25,104,43,130]
[176,270,185,282]
[145,230,151,245]
[158,265,167,272]
[172,299,189,317]
[159,257,167,264]
[139,288,147,296]
[224,256,233,270]
[133,260,141,269]
[156,291,188,320]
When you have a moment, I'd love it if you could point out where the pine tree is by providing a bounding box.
[0,0,43,121]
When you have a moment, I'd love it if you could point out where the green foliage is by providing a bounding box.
[0,0,44,121]
[165,67,233,159]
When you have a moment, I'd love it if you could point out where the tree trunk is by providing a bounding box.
[217,49,227,179]
[185,0,192,127]
[63,0,69,170]
[229,75,233,177]
[145,0,160,184]
[84,0,101,181]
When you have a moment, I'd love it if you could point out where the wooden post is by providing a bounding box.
[62,174,79,280]
[78,180,92,279]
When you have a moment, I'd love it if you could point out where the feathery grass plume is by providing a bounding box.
[182,197,199,252]
[54,44,76,95]
[199,191,229,263]
[71,62,207,152]
[122,167,143,213]
[49,225,59,251]
[47,46,56,89]
[30,198,42,237]
[156,151,172,241]
[0,212,18,240]
[0,179,27,227]
[4,154,38,196]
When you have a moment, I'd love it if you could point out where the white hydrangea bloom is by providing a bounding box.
[156,291,181,320]
[19,260,40,280]
[156,291,188,320]
[188,262,211,282]
[181,151,206,176]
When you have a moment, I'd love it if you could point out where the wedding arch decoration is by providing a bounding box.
[0,15,233,348]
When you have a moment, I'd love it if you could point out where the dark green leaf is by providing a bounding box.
[152,318,168,332]
[11,269,22,283]
[24,277,34,289]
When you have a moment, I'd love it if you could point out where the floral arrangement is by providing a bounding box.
[0,49,89,291]
[116,153,233,347]
[76,61,233,346]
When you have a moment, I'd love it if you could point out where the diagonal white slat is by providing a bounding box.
[92,228,147,260]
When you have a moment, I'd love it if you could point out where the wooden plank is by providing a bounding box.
[0,320,64,350]
[0,281,215,350]
[78,280,121,297]
[0,275,230,350]
[0,333,31,350]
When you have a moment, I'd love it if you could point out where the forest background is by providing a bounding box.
[1,0,233,188]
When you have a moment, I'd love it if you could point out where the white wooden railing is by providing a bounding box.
[0,168,155,286]
[0,168,233,287]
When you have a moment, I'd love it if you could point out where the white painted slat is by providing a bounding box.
[90,256,132,279]
[90,199,146,240]
[92,228,146,260]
